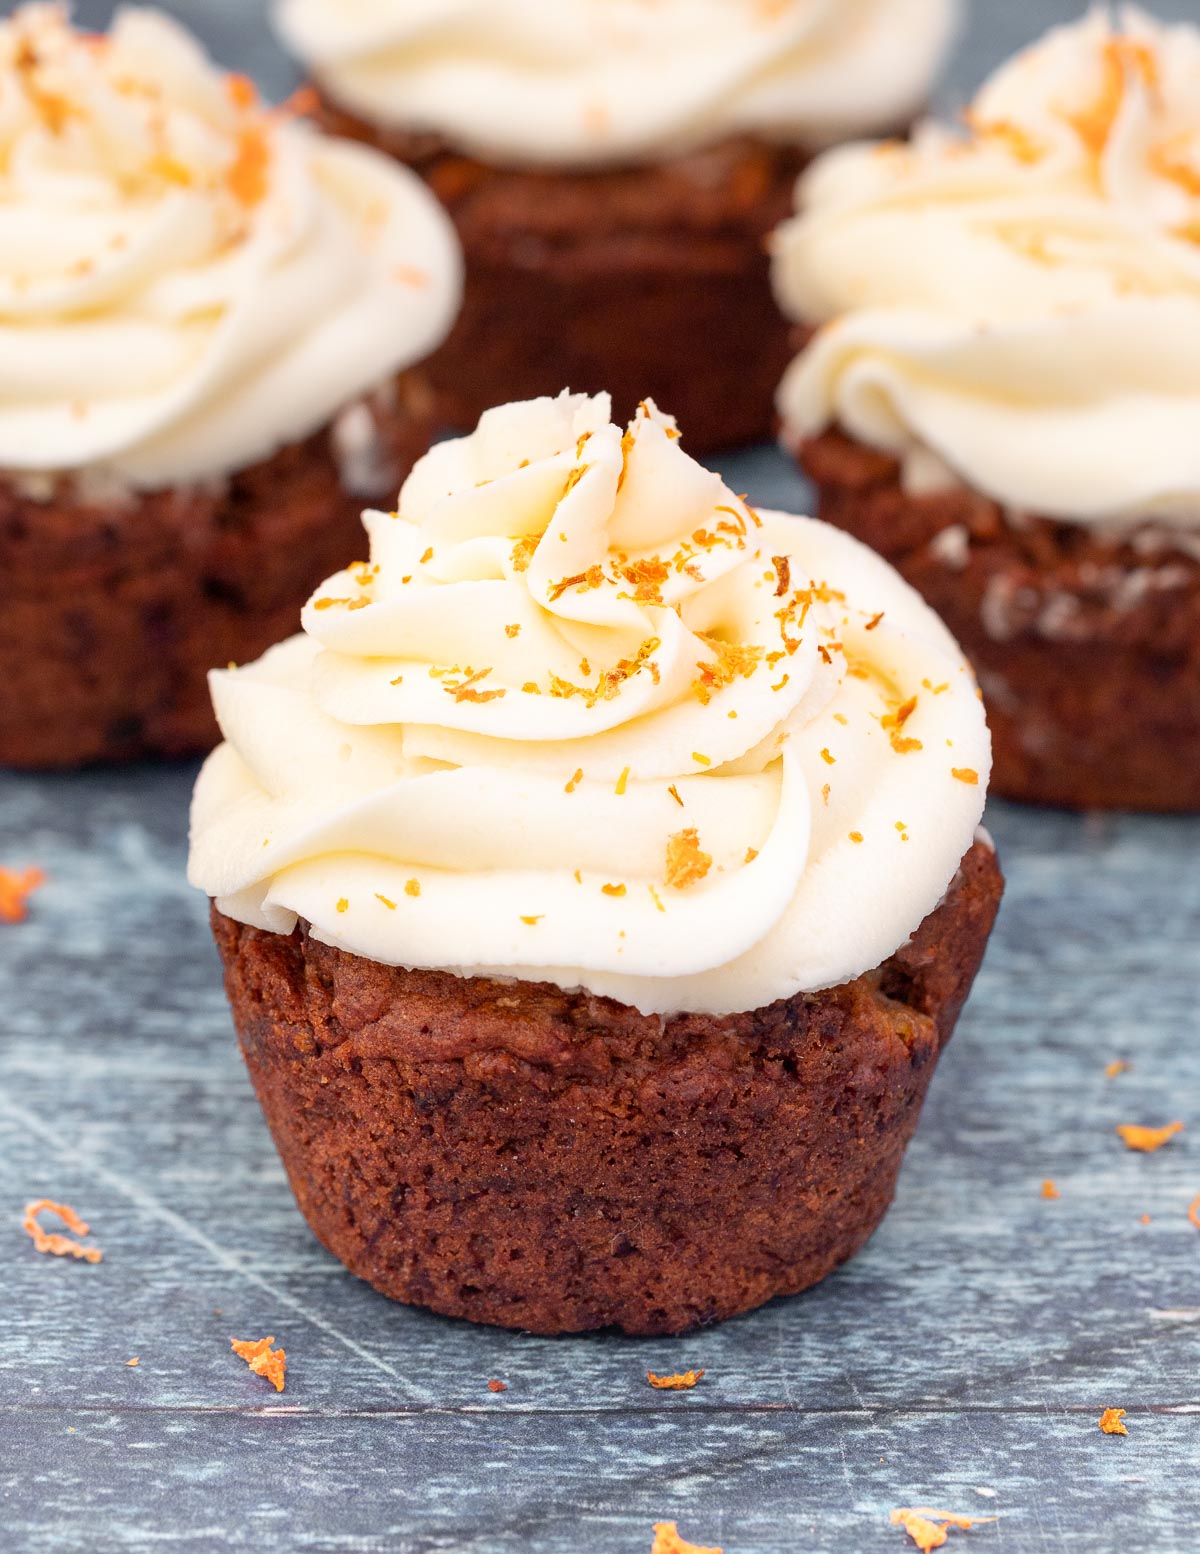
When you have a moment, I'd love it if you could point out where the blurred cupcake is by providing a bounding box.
[273,0,959,453]
[773,8,1200,811]
[189,390,1000,1336]
[0,5,461,769]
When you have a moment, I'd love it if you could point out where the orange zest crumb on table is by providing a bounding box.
[487,1378,507,1393]
[890,1508,995,1550]
[231,1336,286,1393]
[647,1369,705,1390]
[1098,1408,1128,1436]
[1104,1060,1130,1078]
[1116,1122,1183,1153]
[22,1200,102,1264]
[0,867,46,923]
[1042,1180,1060,1200]
[651,1523,722,1554]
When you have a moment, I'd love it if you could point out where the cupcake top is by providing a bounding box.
[188,393,990,1018]
[0,5,460,489]
[274,0,958,168]
[774,6,1200,531]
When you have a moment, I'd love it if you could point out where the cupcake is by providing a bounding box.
[0,5,461,769]
[773,9,1200,812]
[189,391,1000,1336]
[273,0,959,454]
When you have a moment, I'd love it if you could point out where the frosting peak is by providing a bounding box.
[275,0,959,168]
[773,6,1200,529]
[189,393,990,1017]
[0,5,461,487]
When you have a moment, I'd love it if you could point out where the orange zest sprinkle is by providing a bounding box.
[647,1369,705,1390]
[1042,1180,1060,1200]
[22,1200,102,1264]
[125,1357,139,1367]
[665,829,712,892]
[1188,1193,1200,1231]
[230,1336,286,1393]
[1098,1408,1128,1436]
[1105,1060,1130,1078]
[821,748,836,765]
[1065,38,1159,162]
[1116,1122,1183,1153]
[821,783,831,804]
[565,768,584,795]
[865,610,885,631]
[520,915,543,926]
[616,767,631,796]
[667,785,684,807]
[487,1379,507,1393]
[952,769,979,786]
[649,885,666,913]
[744,847,759,864]
[692,752,711,768]
[226,124,271,208]
[773,555,791,598]
[0,867,46,924]
[849,832,864,845]
[375,894,397,910]
[692,638,763,706]
[226,72,258,110]
[1150,133,1200,198]
[505,624,521,639]
[405,879,421,898]
[890,1508,995,1551]
[601,883,627,898]
[651,1524,722,1554]
[548,565,606,603]
[883,696,923,754]
[511,534,540,572]
[336,898,349,914]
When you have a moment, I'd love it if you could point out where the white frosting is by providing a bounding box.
[274,0,958,168]
[773,6,1200,530]
[188,393,990,1018]
[0,5,461,489]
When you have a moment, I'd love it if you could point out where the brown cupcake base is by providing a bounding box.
[316,96,802,453]
[211,839,1001,1336]
[0,374,435,769]
[794,428,1200,813]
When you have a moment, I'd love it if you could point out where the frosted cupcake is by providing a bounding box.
[773,8,1200,811]
[273,0,959,453]
[0,5,460,768]
[189,391,1001,1336]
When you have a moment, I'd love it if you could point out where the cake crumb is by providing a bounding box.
[231,1337,286,1393]
[1116,1122,1183,1153]
[1098,1408,1128,1436]
[647,1369,705,1390]
[890,1508,994,1550]
[22,1200,102,1264]
[0,867,46,924]
[651,1523,722,1554]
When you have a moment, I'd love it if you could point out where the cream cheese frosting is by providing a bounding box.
[773,6,1200,531]
[274,0,958,168]
[0,5,461,489]
[188,392,990,1018]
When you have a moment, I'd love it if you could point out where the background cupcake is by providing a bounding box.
[189,391,1000,1336]
[273,0,959,454]
[0,4,461,769]
[773,8,1200,812]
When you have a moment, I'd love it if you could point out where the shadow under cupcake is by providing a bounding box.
[189,391,1001,1335]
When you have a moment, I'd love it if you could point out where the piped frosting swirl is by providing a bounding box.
[189,393,990,1017]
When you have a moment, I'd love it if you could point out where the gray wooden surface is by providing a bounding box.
[3,3,1200,1551]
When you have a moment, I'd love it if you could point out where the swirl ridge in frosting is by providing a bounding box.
[188,392,990,1017]
[774,5,1200,530]
[0,4,461,487]
[275,0,958,167]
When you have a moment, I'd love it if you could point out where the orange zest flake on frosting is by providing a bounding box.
[520,915,543,926]
[647,1369,705,1390]
[1150,132,1200,198]
[404,879,421,898]
[821,748,836,765]
[952,768,979,786]
[883,695,923,754]
[744,847,759,864]
[601,883,627,898]
[1116,1121,1183,1152]
[1064,37,1160,163]
[667,784,684,807]
[772,555,791,598]
[504,624,521,639]
[226,72,258,111]
[651,1524,722,1554]
[511,535,540,572]
[336,898,349,914]
[1042,1179,1061,1200]
[664,829,712,891]
[1098,1407,1128,1436]
[865,610,885,631]
[231,1336,286,1393]
[617,556,672,604]
[849,831,864,845]
[565,768,584,794]
[1105,1059,1130,1078]
[822,783,831,804]
[692,637,764,706]
[0,866,45,924]
[226,122,271,208]
[313,595,367,612]
[890,1509,995,1551]
[964,110,1045,165]
[443,666,505,704]
[616,767,631,796]
[549,637,661,709]
[22,1200,102,1264]
[691,752,711,768]
[375,893,397,910]
[548,564,605,602]
[561,464,590,503]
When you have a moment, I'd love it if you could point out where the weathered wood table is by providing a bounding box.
[3,4,1198,1550]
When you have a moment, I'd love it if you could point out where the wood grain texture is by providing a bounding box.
[4,3,1200,1550]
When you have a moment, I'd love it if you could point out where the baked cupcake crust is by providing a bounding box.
[211,837,1002,1337]
[0,374,436,770]
[315,94,801,453]
[796,427,1200,813]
